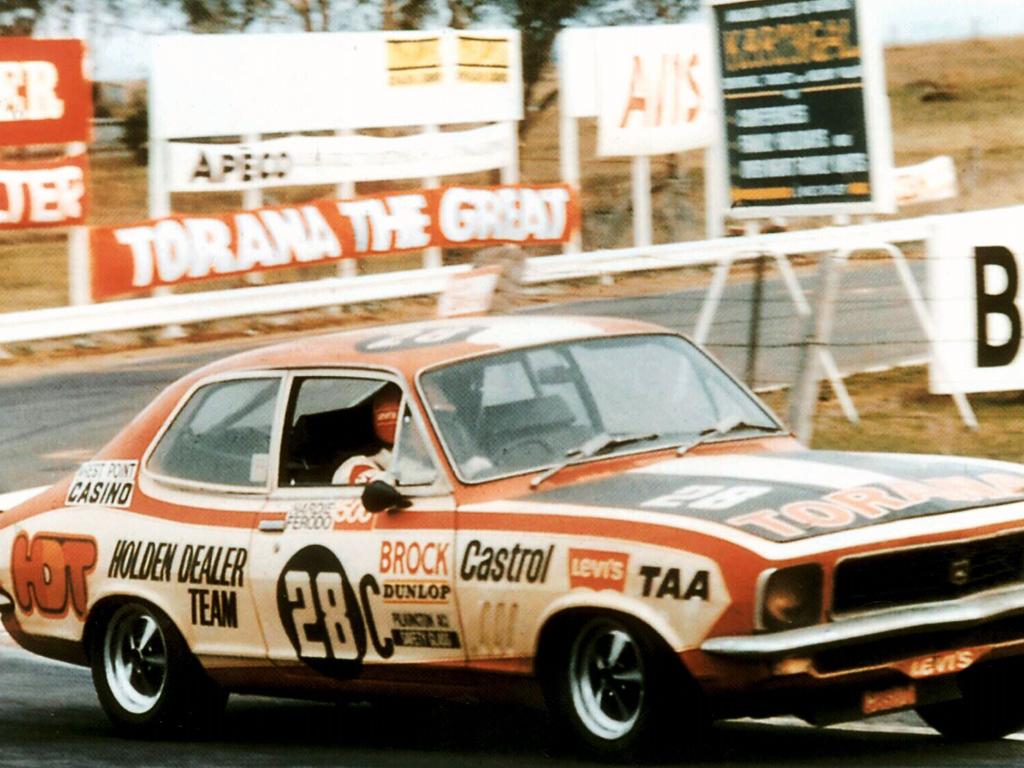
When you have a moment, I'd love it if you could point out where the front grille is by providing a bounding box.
[832,532,1024,616]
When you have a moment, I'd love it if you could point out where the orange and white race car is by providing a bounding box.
[4,315,1024,759]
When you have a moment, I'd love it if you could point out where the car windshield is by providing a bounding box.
[419,333,780,482]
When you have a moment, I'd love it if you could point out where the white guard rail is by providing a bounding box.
[520,216,934,284]
[0,265,471,345]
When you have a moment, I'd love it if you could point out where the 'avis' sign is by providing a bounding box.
[929,208,1024,394]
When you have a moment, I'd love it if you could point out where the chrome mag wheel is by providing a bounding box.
[103,604,169,715]
[568,618,646,740]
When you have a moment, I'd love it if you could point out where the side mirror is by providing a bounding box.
[361,480,413,514]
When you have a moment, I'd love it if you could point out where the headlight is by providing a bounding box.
[757,564,823,632]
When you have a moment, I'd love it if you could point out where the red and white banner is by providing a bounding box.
[0,38,91,146]
[0,155,88,228]
[90,184,578,300]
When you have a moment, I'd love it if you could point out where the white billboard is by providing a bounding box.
[929,207,1024,394]
[559,23,715,157]
[167,124,516,193]
[595,24,714,157]
[894,156,958,208]
[150,30,523,140]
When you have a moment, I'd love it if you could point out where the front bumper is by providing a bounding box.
[702,587,1024,659]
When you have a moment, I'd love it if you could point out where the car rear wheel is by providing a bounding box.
[545,614,692,760]
[916,659,1024,741]
[90,602,227,736]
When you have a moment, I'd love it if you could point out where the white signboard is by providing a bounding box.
[150,30,523,139]
[894,156,958,208]
[167,124,516,193]
[595,24,714,157]
[929,207,1024,394]
[437,265,502,318]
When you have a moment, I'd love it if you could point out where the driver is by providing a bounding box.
[333,385,401,485]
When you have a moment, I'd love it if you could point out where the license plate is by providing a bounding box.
[862,685,917,715]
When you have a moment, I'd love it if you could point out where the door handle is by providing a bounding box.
[258,518,286,533]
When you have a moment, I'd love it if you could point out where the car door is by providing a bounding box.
[124,372,286,663]
[249,370,464,681]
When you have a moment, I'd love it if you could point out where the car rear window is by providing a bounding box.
[148,377,281,488]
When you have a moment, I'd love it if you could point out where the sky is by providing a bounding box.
[883,0,1024,44]
[42,0,1024,81]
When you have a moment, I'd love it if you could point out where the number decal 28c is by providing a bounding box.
[276,546,393,677]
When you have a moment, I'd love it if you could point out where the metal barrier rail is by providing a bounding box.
[520,216,935,284]
[0,265,470,345]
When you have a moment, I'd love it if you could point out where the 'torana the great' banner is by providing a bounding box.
[0,154,88,228]
[90,184,578,300]
[0,38,92,146]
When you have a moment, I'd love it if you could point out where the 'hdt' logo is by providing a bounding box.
[11,533,97,620]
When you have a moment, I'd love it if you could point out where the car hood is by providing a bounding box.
[527,450,1024,543]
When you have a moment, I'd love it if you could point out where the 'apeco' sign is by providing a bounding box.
[928,207,1024,395]
[0,38,91,146]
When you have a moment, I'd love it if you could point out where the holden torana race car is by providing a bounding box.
[4,315,1024,758]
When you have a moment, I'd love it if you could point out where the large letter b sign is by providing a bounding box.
[975,246,1022,368]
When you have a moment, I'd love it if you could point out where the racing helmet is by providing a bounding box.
[372,385,402,445]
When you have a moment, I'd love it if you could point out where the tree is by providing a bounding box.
[179,0,276,32]
[500,0,593,111]
[381,0,433,30]
[0,0,49,34]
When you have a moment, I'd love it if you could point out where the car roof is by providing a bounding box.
[196,315,668,379]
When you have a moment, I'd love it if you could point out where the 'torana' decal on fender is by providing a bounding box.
[727,473,1024,540]
[527,450,1024,543]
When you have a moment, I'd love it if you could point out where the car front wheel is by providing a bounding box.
[90,602,226,736]
[547,614,695,760]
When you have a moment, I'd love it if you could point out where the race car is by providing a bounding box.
[3,315,1024,759]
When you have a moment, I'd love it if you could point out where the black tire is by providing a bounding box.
[89,602,227,737]
[916,659,1024,741]
[543,614,702,761]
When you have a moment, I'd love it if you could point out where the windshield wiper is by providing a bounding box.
[676,418,782,457]
[531,431,660,489]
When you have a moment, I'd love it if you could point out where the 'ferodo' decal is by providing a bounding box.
[277,545,394,676]
[11,532,97,619]
[65,460,138,508]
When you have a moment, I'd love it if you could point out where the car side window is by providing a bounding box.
[390,406,439,487]
[148,377,281,488]
[278,376,438,488]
